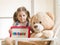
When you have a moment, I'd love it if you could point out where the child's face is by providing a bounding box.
[17,11,27,23]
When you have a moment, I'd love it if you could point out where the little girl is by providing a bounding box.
[5,7,30,45]
[13,7,30,26]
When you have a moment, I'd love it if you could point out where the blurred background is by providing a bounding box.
[0,0,60,45]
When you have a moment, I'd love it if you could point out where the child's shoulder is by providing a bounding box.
[13,21,19,26]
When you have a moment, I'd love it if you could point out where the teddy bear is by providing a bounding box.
[30,12,55,38]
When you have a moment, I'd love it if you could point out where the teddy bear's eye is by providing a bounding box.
[33,22,35,24]
[39,21,42,23]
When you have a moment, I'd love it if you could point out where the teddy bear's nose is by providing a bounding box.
[34,25,38,28]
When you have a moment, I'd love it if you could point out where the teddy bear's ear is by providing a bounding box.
[46,12,55,21]
[28,18,31,24]
[29,15,35,23]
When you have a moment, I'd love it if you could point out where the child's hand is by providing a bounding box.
[9,29,12,37]
[9,29,12,33]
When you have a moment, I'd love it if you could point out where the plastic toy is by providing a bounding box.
[10,26,30,38]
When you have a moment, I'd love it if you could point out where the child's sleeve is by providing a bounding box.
[12,22,16,26]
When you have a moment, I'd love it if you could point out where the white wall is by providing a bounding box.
[0,19,13,39]
[34,0,54,14]
[53,0,60,45]
[0,0,31,17]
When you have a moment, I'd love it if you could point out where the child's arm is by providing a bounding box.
[9,29,11,33]
[9,28,12,37]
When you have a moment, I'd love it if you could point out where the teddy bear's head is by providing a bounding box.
[30,12,54,33]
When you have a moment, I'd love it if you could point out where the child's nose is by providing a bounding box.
[22,16,23,17]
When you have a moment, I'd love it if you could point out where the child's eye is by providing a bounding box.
[19,15,21,17]
[23,15,25,16]
[33,22,35,24]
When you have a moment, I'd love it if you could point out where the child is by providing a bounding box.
[5,7,30,45]
[13,7,30,26]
